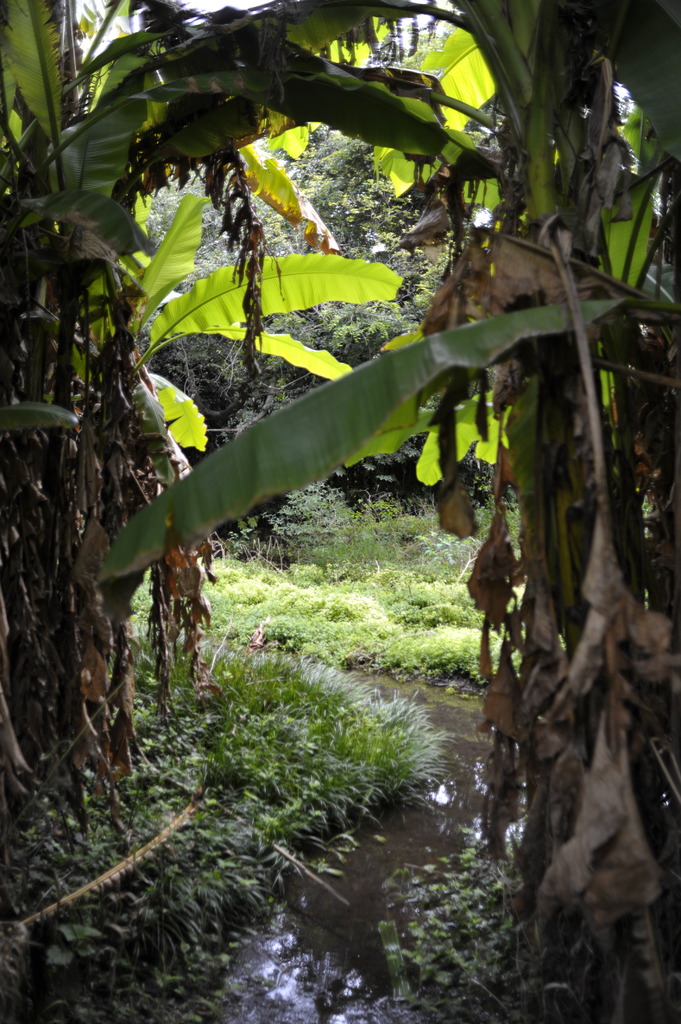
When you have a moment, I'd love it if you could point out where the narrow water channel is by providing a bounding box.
[221,677,491,1024]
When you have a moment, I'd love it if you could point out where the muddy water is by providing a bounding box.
[221,678,491,1024]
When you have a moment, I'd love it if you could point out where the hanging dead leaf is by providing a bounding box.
[493,443,517,500]
[484,730,521,857]
[483,640,521,738]
[538,710,661,935]
[493,357,525,413]
[479,619,493,680]
[399,199,449,255]
[438,476,476,538]
[547,746,585,847]
[468,513,519,629]
[109,708,133,777]
[80,638,108,703]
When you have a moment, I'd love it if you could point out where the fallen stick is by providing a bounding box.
[19,794,201,928]
[272,843,350,907]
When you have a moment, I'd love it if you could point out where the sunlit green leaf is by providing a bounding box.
[374,147,434,196]
[382,329,423,351]
[152,374,208,452]
[422,28,495,132]
[148,254,402,356]
[416,429,440,484]
[139,194,209,327]
[268,125,311,159]
[256,334,351,379]
[347,405,432,465]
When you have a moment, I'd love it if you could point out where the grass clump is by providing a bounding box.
[7,649,442,1024]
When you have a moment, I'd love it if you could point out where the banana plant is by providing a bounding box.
[99,1,681,1014]
[2,0,513,853]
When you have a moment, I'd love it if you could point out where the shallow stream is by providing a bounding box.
[221,677,491,1024]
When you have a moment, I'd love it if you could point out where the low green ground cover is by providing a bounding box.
[383,834,538,1023]
[186,483,514,684]
[203,559,488,681]
[6,652,442,1023]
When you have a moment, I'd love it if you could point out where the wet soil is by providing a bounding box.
[221,677,491,1024]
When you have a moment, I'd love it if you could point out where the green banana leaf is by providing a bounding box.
[77,31,165,79]
[147,254,401,357]
[374,146,434,196]
[601,176,654,286]
[152,375,208,452]
[268,125,312,159]
[422,27,494,132]
[59,99,148,195]
[276,68,482,167]
[166,100,267,159]
[0,402,78,430]
[280,0,462,53]
[383,329,423,351]
[166,326,351,379]
[416,429,440,484]
[0,0,62,151]
[138,194,210,328]
[256,333,351,379]
[604,0,681,161]
[414,397,498,485]
[21,190,154,256]
[135,65,485,170]
[132,382,176,487]
[101,298,622,609]
[347,407,433,466]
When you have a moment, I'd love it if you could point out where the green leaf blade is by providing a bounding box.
[21,191,154,256]
[150,254,402,348]
[102,298,622,604]
[152,375,208,452]
[140,194,210,327]
[1,0,62,150]
[0,402,78,430]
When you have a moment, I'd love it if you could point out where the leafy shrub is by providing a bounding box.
[379,627,485,679]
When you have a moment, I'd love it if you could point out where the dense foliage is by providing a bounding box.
[4,0,681,1020]
[3,651,442,1022]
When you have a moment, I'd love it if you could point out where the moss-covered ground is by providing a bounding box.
[203,559,488,681]
[135,486,509,685]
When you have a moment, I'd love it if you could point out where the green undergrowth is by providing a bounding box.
[382,833,539,1023]
[181,486,519,684]
[5,651,442,1024]
[196,559,491,682]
